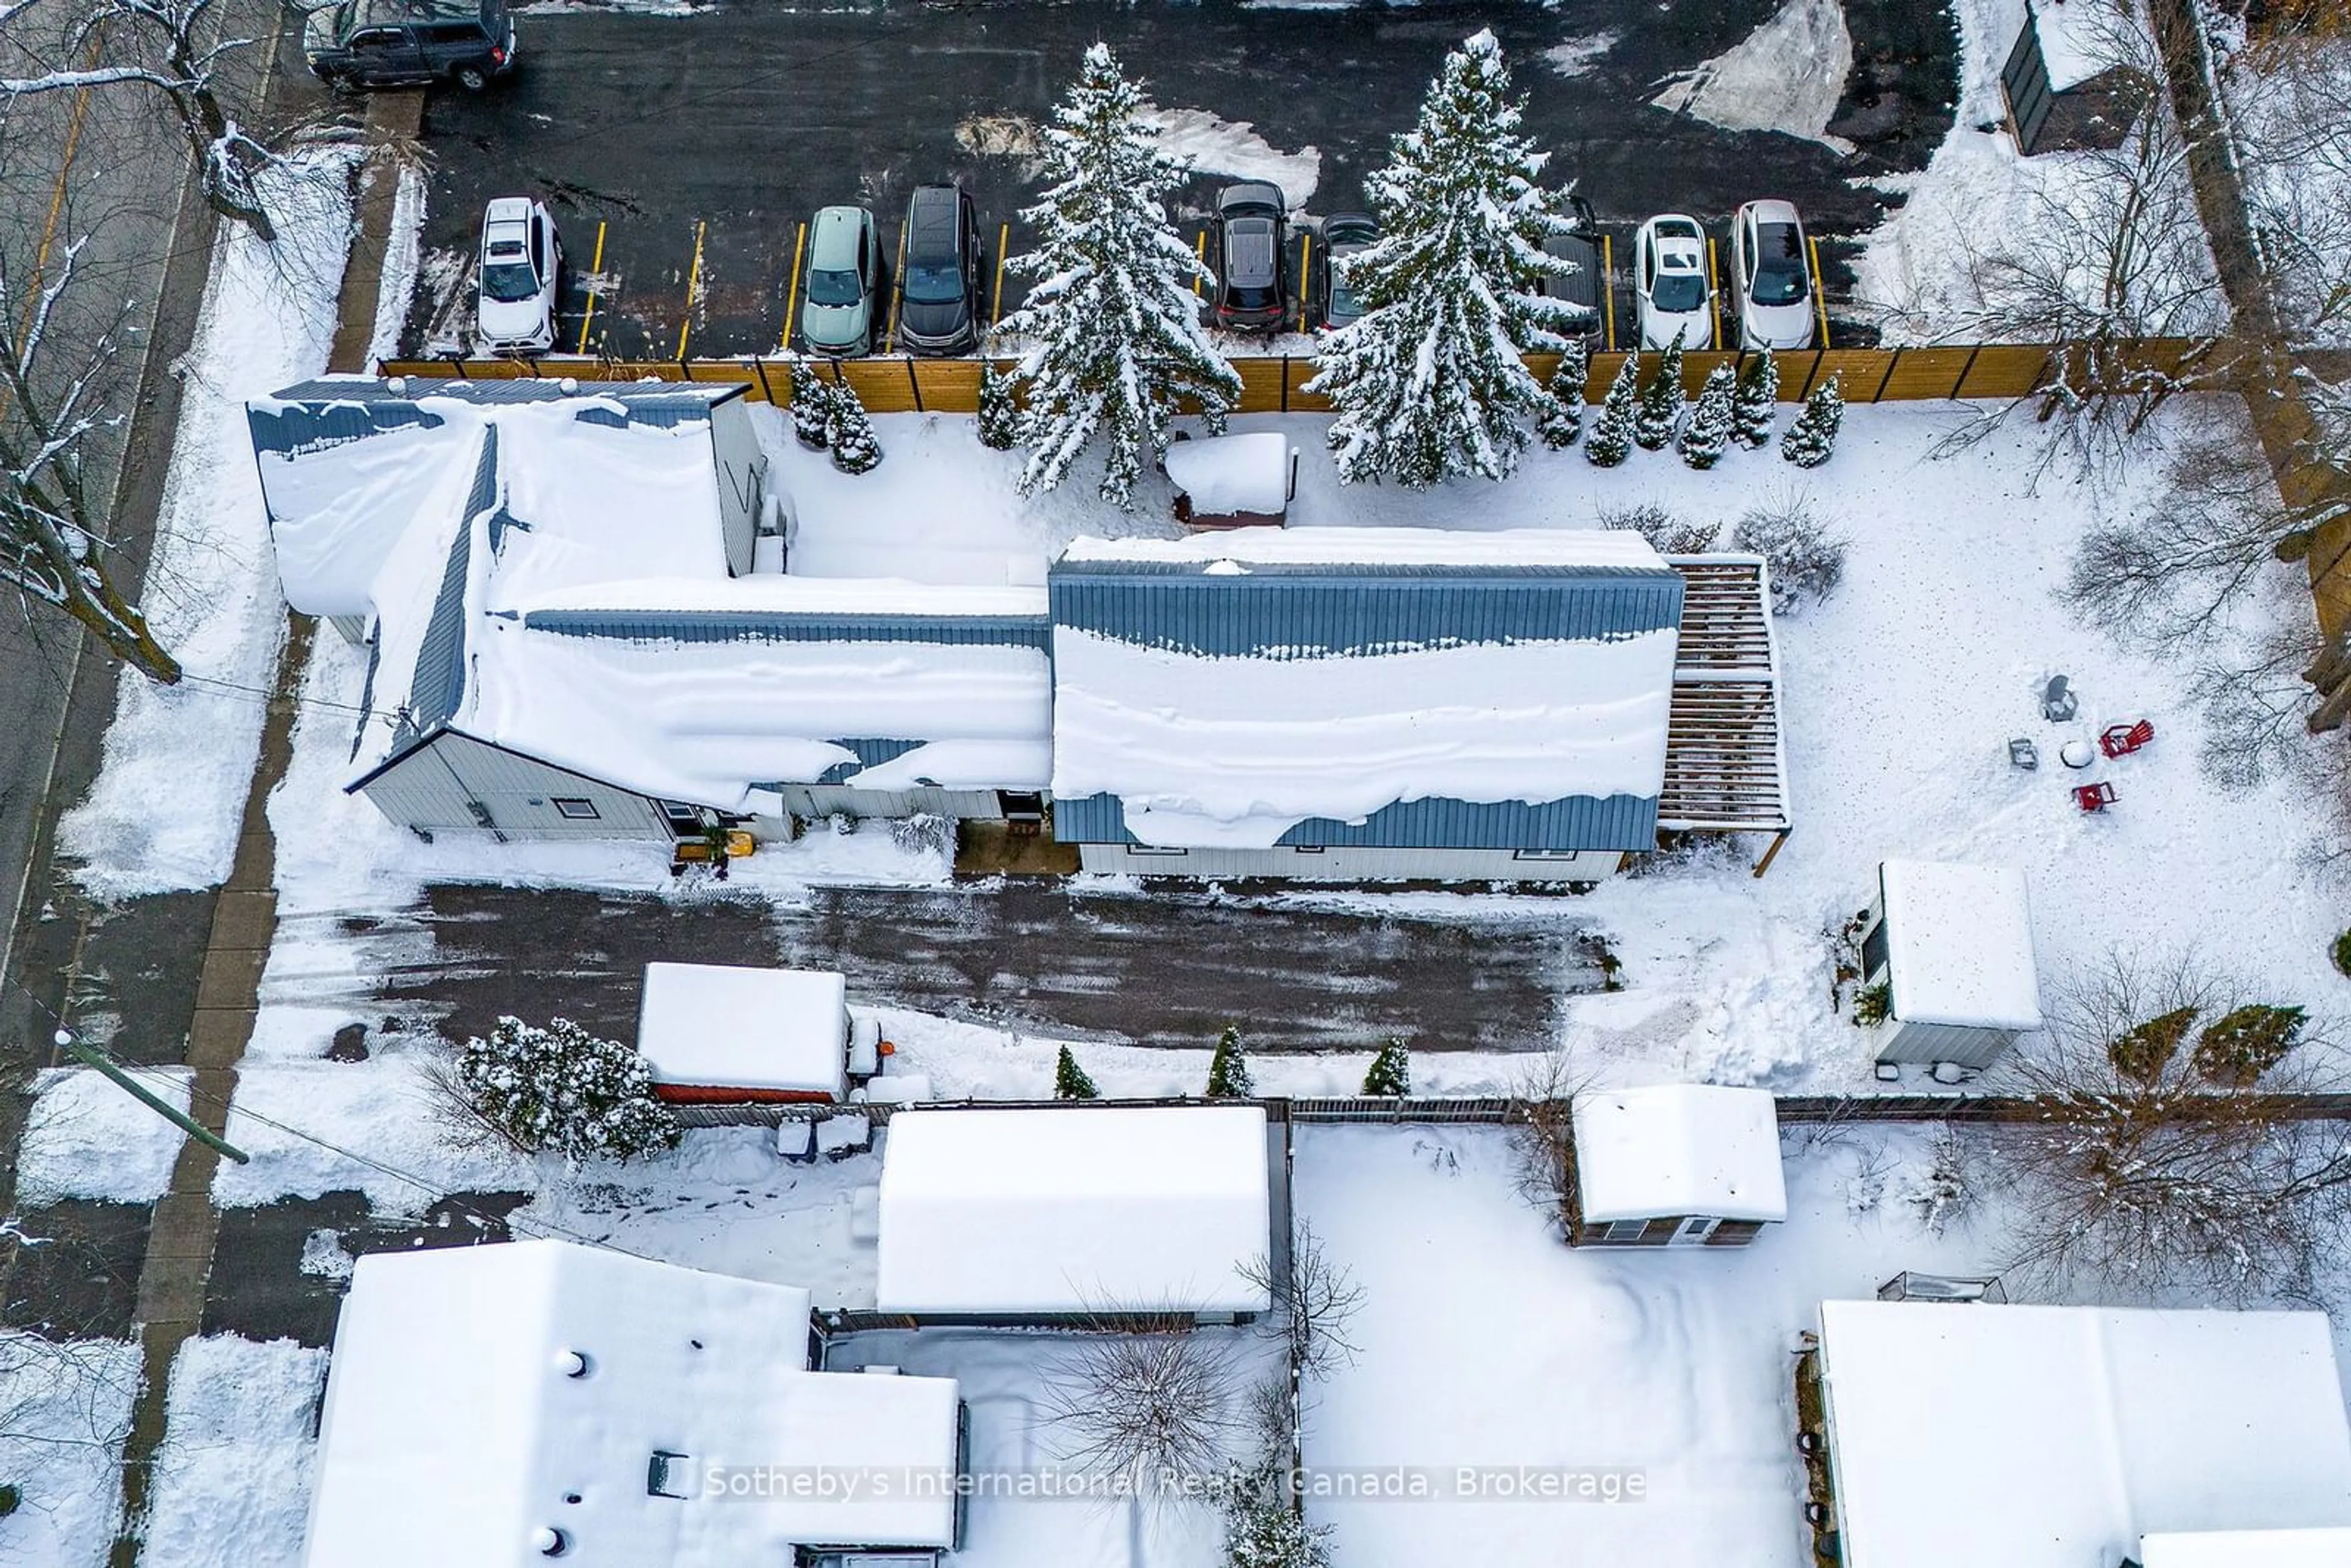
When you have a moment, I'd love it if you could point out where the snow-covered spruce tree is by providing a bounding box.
[792,366,835,449]
[1304,29,1585,487]
[828,378,884,474]
[456,1016,681,1163]
[1054,1044,1100,1100]
[1733,347,1779,448]
[977,358,1021,451]
[1207,1024,1254,1098]
[1225,1471,1333,1568]
[1583,353,1638,468]
[999,43,1240,506]
[1538,339,1588,450]
[1679,364,1736,470]
[1632,330,1687,451]
[1362,1038,1411,1097]
[1782,374,1843,468]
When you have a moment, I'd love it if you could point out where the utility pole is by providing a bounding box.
[56,1030,249,1164]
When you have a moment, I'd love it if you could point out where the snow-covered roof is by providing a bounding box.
[637,964,848,1097]
[1164,433,1292,517]
[2027,0,2120,93]
[876,1106,1273,1316]
[1878,860,2043,1032]
[1570,1084,1787,1224]
[1818,1300,2351,1568]
[305,1240,962,1567]
[1061,525,1674,572]
[2138,1529,2351,1567]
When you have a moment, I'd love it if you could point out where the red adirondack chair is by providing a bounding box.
[2074,781,2118,812]
[2100,719,2154,759]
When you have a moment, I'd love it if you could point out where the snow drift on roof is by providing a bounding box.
[1571,1084,1787,1223]
[1164,433,1293,517]
[1879,859,2042,1031]
[1817,1300,2351,1568]
[637,963,848,1097]
[306,1240,961,1567]
[1049,625,1676,848]
[876,1106,1273,1315]
[1060,525,1673,572]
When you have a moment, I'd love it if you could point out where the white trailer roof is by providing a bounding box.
[304,1240,960,1568]
[637,963,848,1098]
[1571,1084,1787,1224]
[2139,1528,2351,1567]
[1879,859,2044,1032]
[876,1106,1273,1315]
[1818,1300,2351,1568]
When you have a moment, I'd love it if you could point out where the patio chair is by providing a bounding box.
[2008,737,2039,770]
[2073,781,2118,812]
[2041,674,2079,722]
[2099,719,2154,759]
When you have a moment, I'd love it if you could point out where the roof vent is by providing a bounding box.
[531,1526,570,1556]
[555,1349,592,1378]
[384,375,407,394]
[558,377,579,394]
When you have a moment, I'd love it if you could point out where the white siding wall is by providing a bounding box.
[1074,844,1625,882]
[359,732,672,841]
[708,399,764,577]
[1873,1018,2019,1070]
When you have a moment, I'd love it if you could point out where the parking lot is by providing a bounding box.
[344,0,1962,360]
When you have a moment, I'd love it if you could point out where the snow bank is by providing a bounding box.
[17,1065,194,1205]
[59,152,357,899]
[143,1335,329,1568]
[1650,0,1857,152]
[1142,104,1320,210]
[213,1056,532,1207]
[1050,626,1676,847]
[0,1336,139,1568]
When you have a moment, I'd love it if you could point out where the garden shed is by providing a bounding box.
[1164,432,1295,528]
[1856,859,2044,1070]
[1568,1084,1787,1247]
[1813,1300,2351,1568]
[874,1105,1275,1324]
[636,962,879,1104]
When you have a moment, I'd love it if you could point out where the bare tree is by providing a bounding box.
[1989,952,2348,1301]
[1507,1044,1595,1226]
[0,219,179,681]
[2,0,279,239]
[1037,1329,1243,1488]
[1239,1221,1365,1384]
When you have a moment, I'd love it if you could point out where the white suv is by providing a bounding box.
[476,197,562,355]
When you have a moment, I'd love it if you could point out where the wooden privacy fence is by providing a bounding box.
[378,338,2210,417]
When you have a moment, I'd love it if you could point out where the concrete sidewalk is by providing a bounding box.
[103,89,421,1568]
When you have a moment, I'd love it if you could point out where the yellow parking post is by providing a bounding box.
[1706,234,1723,350]
[884,218,910,353]
[1194,230,1207,298]
[1602,232,1615,354]
[1296,231,1312,331]
[1809,234,1831,349]
[991,222,1010,324]
[574,219,607,355]
[779,221,808,353]
[675,219,707,362]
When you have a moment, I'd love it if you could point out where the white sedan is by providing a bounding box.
[1632,214,1715,351]
[1728,199,1817,350]
[476,196,563,356]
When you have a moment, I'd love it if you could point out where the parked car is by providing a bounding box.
[896,184,983,356]
[801,204,884,357]
[304,0,516,91]
[1214,181,1289,333]
[1728,198,1816,350]
[1540,193,1605,343]
[1632,214,1715,351]
[1318,212,1378,330]
[476,197,561,355]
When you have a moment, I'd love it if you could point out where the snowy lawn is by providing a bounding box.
[56,152,359,901]
[140,1336,329,1568]
[0,1335,141,1568]
[1294,1122,2000,1568]
[15,1066,192,1204]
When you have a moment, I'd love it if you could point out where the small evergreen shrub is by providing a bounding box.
[1224,1468,1332,1568]
[2333,928,2351,978]
[1583,353,1640,467]
[827,378,884,474]
[456,1016,680,1162]
[1733,347,1779,448]
[1054,1045,1100,1100]
[791,367,834,449]
[1362,1038,1411,1097]
[1538,339,1589,450]
[2108,1005,2197,1082]
[1207,1024,1254,1098]
[1679,364,1737,470]
[1632,331,1687,451]
[1780,374,1843,468]
[1853,982,1891,1027]
[2191,1003,2307,1084]
[977,359,1022,451]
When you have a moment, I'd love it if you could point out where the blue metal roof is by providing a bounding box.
[520,608,1053,651]
[1052,792,1659,852]
[249,379,736,460]
[816,738,923,786]
[1049,565,1683,659]
[247,397,444,460]
[393,427,495,746]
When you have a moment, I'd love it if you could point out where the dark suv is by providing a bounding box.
[304,0,516,91]
[1213,181,1288,333]
[896,184,983,356]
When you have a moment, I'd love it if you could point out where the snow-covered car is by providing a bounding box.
[1318,212,1378,330]
[1728,199,1816,351]
[1632,214,1715,351]
[475,196,561,356]
[1540,193,1605,345]
[801,204,883,357]
[1214,182,1289,333]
